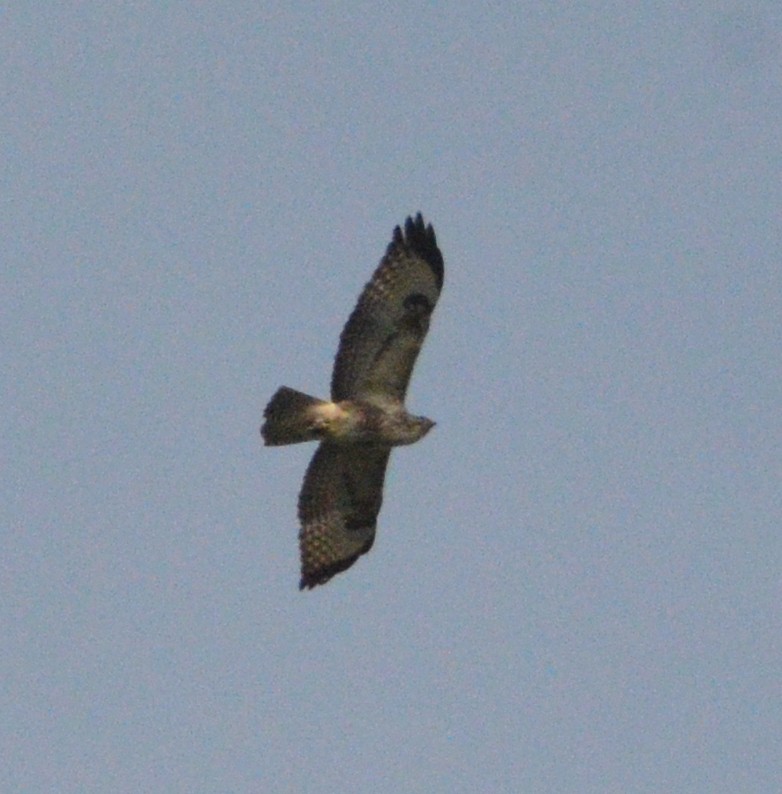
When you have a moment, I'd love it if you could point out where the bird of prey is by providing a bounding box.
[261,213,444,589]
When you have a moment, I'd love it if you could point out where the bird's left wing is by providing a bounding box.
[297,443,391,589]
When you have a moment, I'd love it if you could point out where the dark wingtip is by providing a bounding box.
[299,534,374,590]
[299,554,361,590]
[390,213,444,291]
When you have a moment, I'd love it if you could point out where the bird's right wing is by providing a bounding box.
[330,214,443,404]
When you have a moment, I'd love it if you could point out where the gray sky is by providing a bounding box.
[3,4,781,792]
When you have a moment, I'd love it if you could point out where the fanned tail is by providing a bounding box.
[261,387,329,446]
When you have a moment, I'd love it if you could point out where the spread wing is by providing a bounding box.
[331,213,444,403]
[297,443,391,589]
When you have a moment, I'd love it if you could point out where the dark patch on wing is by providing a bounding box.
[401,292,434,334]
[341,464,384,530]
[403,292,434,314]
[367,331,399,372]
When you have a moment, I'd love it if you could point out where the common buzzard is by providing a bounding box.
[261,214,444,589]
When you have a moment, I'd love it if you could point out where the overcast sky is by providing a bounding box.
[3,4,781,792]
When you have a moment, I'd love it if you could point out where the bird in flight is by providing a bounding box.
[261,213,444,589]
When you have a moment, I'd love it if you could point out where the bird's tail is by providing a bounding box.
[261,386,330,446]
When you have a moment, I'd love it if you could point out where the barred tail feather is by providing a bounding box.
[261,387,328,446]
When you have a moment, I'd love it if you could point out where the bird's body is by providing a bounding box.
[263,387,434,447]
[261,214,444,589]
